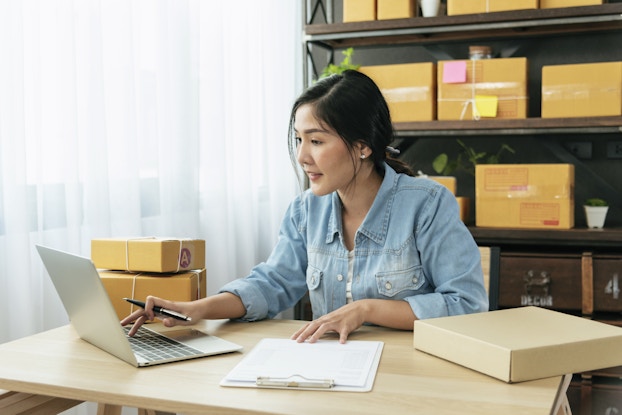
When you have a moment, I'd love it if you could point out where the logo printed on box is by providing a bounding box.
[180,248,192,268]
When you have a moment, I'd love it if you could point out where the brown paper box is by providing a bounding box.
[542,61,622,118]
[343,0,376,22]
[540,0,603,8]
[91,237,205,273]
[447,0,537,15]
[437,58,528,120]
[359,63,436,122]
[99,269,206,320]
[475,164,574,229]
[428,176,457,194]
[414,306,622,383]
[377,0,415,20]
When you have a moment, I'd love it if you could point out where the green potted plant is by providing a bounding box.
[318,47,360,80]
[584,197,609,229]
[432,139,515,176]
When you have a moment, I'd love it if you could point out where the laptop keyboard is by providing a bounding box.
[123,326,203,362]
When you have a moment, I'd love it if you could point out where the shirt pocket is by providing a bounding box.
[376,265,425,298]
[306,265,323,291]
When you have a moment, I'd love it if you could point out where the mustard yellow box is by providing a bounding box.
[437,58,528,120]
[429,176,457,194]
[475,164,574,229]
[414,307,622,383]
[343,0,376,22]
[447,0,537,15]
[99,269,206,321]
[542,61,622,118]
[91,237,206,273]
[377,0,415,20]
[540,0,603,8]
[359,62,436,122]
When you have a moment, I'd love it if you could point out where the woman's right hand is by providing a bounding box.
[120,295,196,336]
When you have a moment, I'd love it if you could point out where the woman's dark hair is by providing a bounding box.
[287,70,414,184]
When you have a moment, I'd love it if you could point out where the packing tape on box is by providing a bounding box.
[123,237,184,273]
[381,86,432,103]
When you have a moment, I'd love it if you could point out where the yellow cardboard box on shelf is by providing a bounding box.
[475,164,574,229]
[542,61,622,118]
[414,306,622,383]
[447,0,537,16]
[437,58,528,120]
[91,237,206,273]
[343,0,376,22]
[377,0,415,20]
[540,0,603,8]
[359,62,436,122]
[99,269,206,320]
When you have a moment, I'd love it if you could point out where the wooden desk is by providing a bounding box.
[0,319,569,415]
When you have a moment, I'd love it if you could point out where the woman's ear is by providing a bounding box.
[355,142,372,159]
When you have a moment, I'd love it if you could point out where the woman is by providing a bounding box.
[122,70,488,343]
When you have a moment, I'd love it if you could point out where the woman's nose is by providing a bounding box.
[296,141,310,166]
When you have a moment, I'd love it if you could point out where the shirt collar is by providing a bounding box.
[325,163,398,245]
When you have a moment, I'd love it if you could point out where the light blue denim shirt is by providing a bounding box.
[220,163,489,321]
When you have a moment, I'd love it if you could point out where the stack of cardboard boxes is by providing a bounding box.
[343,0,603,22]
[91,237,206,320]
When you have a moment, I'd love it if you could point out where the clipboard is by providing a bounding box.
[220,338,384,392]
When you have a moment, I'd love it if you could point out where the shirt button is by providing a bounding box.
[412,277,418,284]
[385,281,392,290]
[337,274,344,282]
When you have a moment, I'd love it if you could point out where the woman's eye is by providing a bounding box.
[311,139,322,145]
[294,137,302,146]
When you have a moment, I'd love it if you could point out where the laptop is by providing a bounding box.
[36,244,243,367]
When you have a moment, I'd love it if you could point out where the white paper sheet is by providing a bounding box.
[220,338,384,392]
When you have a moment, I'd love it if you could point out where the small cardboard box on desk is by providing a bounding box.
[98,269,206,320]
[91,237,205,273]
[413,306,622,383]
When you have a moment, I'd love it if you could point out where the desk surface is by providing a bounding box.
[0,319,565,415]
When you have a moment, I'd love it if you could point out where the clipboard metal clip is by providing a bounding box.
[256,375,335,389]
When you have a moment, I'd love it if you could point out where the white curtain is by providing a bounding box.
[0,0,302,361]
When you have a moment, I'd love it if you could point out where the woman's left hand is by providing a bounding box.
[291,302,366,344]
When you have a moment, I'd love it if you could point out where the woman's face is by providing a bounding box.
[294,104,361,197]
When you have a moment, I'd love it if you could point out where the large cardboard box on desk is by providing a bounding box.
[542,61,622,118]
[447,0,537,16]
[91,237,205,273]
[99,269,206,320]
[359,63,436,122]
[413,306,622,383]
[437,58,528,120]
[475,164,574,229]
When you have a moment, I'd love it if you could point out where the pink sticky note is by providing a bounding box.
[443,61,467,84]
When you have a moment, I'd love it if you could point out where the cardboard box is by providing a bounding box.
[99,269,206,320]
[542,62,622,118]
[475,164,574,229]
[437,58,528,120]
[343,0,376,22]
[377,0,415,20]
[413,306,622,383]
[540,0,603,8]
[359,63,436,122]
[447,0,537,15]
[91,237,206,273]
[429,176,457,194]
